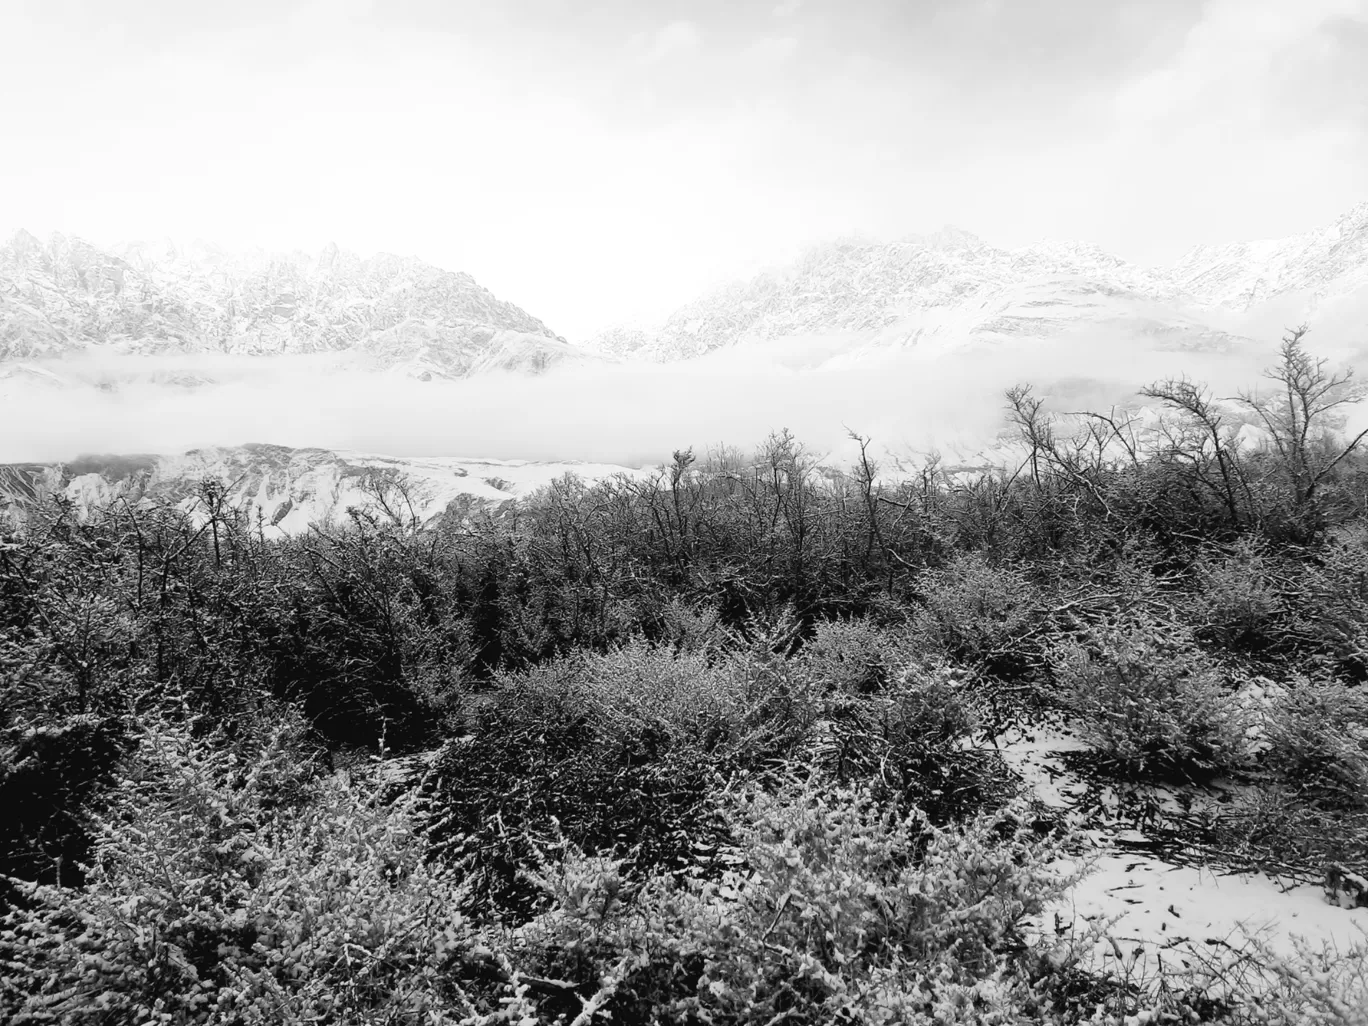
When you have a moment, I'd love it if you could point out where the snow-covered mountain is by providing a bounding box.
[10,205,1363,381]
[3,206,1365,504]
[0,232,594,380]
[586,203,1368,362]
[1171,202,1368,308]
[0,445,645,536]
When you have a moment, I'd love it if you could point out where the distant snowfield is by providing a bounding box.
[224,451,654,536]
[17,445,651,537]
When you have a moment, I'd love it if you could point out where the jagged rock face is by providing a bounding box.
[587,204,1368,361]
[0,232,579,378]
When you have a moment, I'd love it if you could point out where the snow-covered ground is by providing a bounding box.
[1001,725,1368,977]
[1060,851,1368,960]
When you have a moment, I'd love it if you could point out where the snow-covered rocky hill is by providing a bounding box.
[587,203,1368,363]
[0,445,645,536]
[0,232,596,380]
[1171,202,1368,308]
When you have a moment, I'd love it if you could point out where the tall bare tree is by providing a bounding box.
[1234,326,1368,509]
[1140,376,1249,528]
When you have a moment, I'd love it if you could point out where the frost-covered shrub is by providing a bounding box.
[1047,618,1249,779]
[913,554,1043,677]
[1257,932,1368,1026]
[1191,929,1368,1026]
[515,781,1079,1025]
[1192,538,1284,651]
[1282,524,1368,678]
[804,662,1013,822]
[1261,679,1368,808]
[0,716,496,1026]
[429,640,786,918]
[576,637,758,746]
[798,616,909,694]
[652,597,725,656]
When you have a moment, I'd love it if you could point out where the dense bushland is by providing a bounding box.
[3,331,1368,1022]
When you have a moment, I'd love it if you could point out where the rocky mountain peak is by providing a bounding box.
[585,202,1368,362]
[0,232,581,378]
[316,241,342,273]
[4,229,43,261]
[902,225,989,255]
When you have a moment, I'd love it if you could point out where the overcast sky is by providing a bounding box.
[2,0,1366,340]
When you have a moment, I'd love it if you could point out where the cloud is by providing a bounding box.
[1111,0,1367,133]
[4,0,1364,350]
[0,322,1301,472]
[638,20,703,63]
[742,35,800,63]
[281,0,375,35]
[972,0,1365,263]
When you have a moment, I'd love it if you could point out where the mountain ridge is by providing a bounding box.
[0,231,588,380]
[8,204,1364,375]
[1169,201,1368,309]
[584,203,1368,362]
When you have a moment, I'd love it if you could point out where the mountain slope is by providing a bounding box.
[587,205,1368,362]
[0,233,584,379]
[1170,202,1368,308]
[0,445,644,535]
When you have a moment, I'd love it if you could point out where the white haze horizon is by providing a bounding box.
[2,0,1365,470]
[4,207,1368,471]
[6,321,1363,474]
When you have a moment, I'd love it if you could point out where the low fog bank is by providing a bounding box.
[0,327,1342,471]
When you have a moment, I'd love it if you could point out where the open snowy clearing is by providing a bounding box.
[1001,725,1368,975]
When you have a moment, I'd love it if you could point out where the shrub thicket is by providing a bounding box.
[5,333,1368,1021]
